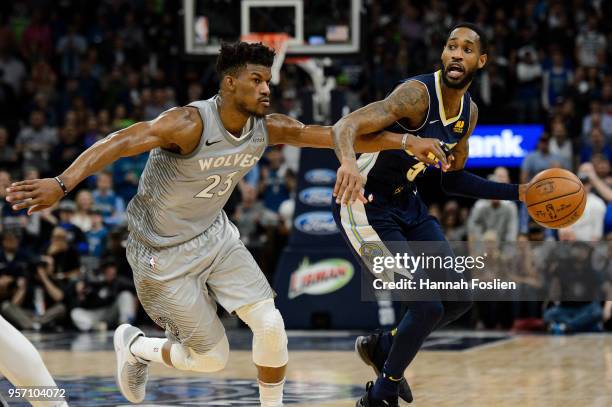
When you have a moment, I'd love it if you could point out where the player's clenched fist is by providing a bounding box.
[5,178,65,214]
[333,158,367,205]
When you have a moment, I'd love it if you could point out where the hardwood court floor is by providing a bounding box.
[3,331,612,406]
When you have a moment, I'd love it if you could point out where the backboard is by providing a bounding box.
[184,0,361,55]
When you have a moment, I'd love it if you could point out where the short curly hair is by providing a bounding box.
[216,41,275,77]
[450,22,488,55]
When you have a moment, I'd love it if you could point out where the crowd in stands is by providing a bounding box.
[0,0,610,333]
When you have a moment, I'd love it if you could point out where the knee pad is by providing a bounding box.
[236,299,288,368]
[171,334,229,373]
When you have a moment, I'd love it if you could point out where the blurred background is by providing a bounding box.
[0,0,610,335]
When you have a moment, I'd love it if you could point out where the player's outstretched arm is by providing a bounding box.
[441,101,527,201]
[266,113,413,153]
[5,107,201,214]
[331,81,449,204]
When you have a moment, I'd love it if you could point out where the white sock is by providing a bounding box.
[259,378,285,407]
[129,337,168,364]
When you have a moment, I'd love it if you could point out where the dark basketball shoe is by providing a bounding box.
[355,381,399,407]
[355,333,414,403]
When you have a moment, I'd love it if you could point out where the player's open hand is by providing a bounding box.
[5,178,65,215]
[334,158,367,205]
[406,135,450,171]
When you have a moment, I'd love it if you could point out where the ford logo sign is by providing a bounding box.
[304,168,336,185]
[299,187,333,207]
[294,211,338,235]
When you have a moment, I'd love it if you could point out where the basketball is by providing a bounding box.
[525,168,586,229]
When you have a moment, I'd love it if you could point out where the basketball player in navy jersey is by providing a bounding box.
[331,24,529,406]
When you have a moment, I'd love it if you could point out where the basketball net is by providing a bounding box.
[240,33,289,85]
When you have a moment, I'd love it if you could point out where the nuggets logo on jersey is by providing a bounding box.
[453,120,465,133]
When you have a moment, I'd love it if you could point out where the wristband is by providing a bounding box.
[401,133,409,150]
[54,176,69,197]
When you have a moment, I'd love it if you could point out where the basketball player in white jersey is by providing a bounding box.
[5,42,445,406]
[0,316,68,406]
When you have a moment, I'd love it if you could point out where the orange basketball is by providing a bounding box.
[525,168,586,229]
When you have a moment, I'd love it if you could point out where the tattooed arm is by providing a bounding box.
[332,81,449,204]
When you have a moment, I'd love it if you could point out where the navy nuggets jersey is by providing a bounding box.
[357,70,472,193]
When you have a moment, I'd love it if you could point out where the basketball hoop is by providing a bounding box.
[240,33,289,85]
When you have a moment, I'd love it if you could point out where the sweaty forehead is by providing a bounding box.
[448,27,480,46]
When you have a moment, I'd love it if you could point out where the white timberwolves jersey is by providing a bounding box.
[126,96,268,248]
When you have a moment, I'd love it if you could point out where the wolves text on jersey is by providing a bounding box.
[198,153,260,171]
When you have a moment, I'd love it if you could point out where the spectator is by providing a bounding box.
[51,125,84,176]
[234,185,268,250]
[2,255,67,331]
[72,190,94,233]
[56,24,87,77]
[581,101,612,142]
[565,174,606,241]
[580,127,612,163]
[143,88,173,120]
[548,118,573,170]
[111,104,134,131]
[86,206,108,258]
[578,162,612,235]
[55,202,88,256]
[0,35,26,95]
[112,152,149,203]
[440,200,466,241]
[545,233,603,334]
[69,261,136,331]
[20,10,53,61]
[0,170,27,234]
[83,115,103,148]
[260,146,289,213]
[515,46,542,123]
[0,231,30,309]
[579,162,612,202]
[46,226,81,279]
[467,169,518,242]
[15,110,57,175]
[542,49,573,112]
[592,154,611,184]
[520,133,564,184]
[278,170,297,235]
[575,16,607,68]
[92,171,126,226]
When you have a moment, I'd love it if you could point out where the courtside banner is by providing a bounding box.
[465,124,544,168]
[274,247,393,329]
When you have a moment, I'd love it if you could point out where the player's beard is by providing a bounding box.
[441,66,476,89]
[238,99,266,118]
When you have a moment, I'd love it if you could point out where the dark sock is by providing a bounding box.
[374,329,395,367]
[371,371,401,401]
[382,301,443,377]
